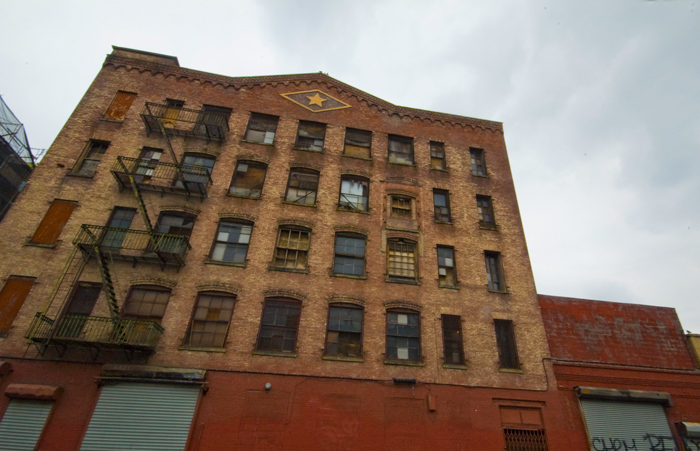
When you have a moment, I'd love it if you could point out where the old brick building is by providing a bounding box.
[0,46,587,450]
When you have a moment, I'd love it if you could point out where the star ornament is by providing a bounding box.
[281,90,351,113]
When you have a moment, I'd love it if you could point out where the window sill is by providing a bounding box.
[252,350,297,358]
[438,284,459,290]
[387,161,415,168]
[384,359,424,367]
[65,173,95,179]
[281,200,317,208]
[499,367,523,374]
[205,259,246,268]
[227,193,262,200]
[99,117,124,124]
[430,167,449,173]
[268,266,309,275]
[336,207,370,215]
[179,346,226,353]
[472,174,489,178]
[331,273,367,280]
[322,355,364,363]
[240,140,275,147]
[293,147,324,154]
[385,277,420,286]
[479,224,498,231]
[342,154,372,161]
[488,288,510,295]
[25,241,57,249]
[443,364,467,370]
[434,220,453,225]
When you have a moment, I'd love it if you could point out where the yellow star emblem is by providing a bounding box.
[307,93,327,107]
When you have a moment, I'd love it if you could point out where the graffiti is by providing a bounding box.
[683,438,700,451]
[590,435,679,451]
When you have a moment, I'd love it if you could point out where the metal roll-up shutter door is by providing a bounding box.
[581,399,675,450]
[80,383,200,451]
[0,399,53,451]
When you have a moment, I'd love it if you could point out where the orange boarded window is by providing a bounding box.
[30,200,77,245]
[0,276,35,335]
[103,91,137,121]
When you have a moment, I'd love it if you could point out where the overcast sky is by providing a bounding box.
[2,1,699,331]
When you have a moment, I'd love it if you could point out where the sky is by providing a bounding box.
[1,1,699,330]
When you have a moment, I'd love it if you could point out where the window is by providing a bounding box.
[133,147,163,183]
[441,315,464,365]
[494,319,519,369]
[388,135,414,165]
[244,112,278,144]
[162,98,184,127]
[102,207,136,249]
[209,221,252,264]
[470,148,487,176]
[387,239,417,281]
[184,292,235,348]
[229,161,267,198]
[477,195,496,228]
[325,305,363,357]
[194,105,231,140]
[344,128,372,159]
[334,234,366,276]
[59,282,101,338]
[0,276,35,336]
[272,227,310,271]
[284,168,319,206]
[501,407,548,451]
[155,212,195,238]
[256,299,301,353]
[430,141,446,170]
[437,246,456,287]
[386,310,420,361]
[433,189,451,223]
[485,251,506,292]
[74,140,110,177]
[295,120,326,151]
[123,286,171,324]
[338,176,369,211]
[390,196,413,219]
[29,199,77,245]
[181,153,215,180]
[103,91,137,121]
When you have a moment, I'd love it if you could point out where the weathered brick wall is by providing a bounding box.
[0,47,549,389]
[539,294,695,369]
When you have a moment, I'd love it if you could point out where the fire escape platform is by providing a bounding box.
[110,157,211,200]
[141,102,229,142]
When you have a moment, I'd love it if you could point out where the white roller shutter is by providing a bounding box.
[581,399,676,451]
[0,399,53,451]
[80,382,200,451]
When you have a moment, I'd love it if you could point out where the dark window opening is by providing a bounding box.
[433,189,451,223]
[388,135,414,165]
[430,141,446,170]
[256,299,301,353]
[295,121,326,151]
[477,195,496,228]
[184,292,235,348]
[441,314,464,365]
[285,168,319,206]
[470,148,487,176]
[209,221,252,264]
[245,113,278,144]
[74,140,110,177]
[386,310,420,361]
[325,305,363,357]
[344,128,372,159]
[334,234,366,276]
[437,246,457,287]
[494,319,519,369]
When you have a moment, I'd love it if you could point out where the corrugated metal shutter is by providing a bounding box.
[581,400,676,450]
[80,383,200,451]
[0,399,53,451]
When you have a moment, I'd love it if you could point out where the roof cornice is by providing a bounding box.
[104,54,503,133]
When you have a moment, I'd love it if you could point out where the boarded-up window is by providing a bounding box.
[103,91,137,121]
[30,199,77,245]
[0,276,35,335]
[344,128,372,159]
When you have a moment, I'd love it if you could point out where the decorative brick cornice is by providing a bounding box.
[334,225,369,236]
[289,161,323,172]
[236,153,271,165]
[129,277,177,289]
[340,169,372,179]
[264,289,306,301]
[104,54,503,133]
[219,211,257,222]
[327,295,366,307]
[278,218,314,229]
[384,177,420,187]
[384,300,422,311]
[160,205,201,216]
[196,283,241,295]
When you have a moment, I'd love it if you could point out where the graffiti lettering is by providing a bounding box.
[591,436,680,451]
[643,434,676,451]
[683,438,700,451]
[591,437,639,451]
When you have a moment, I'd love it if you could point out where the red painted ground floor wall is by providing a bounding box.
[0,358,595,451]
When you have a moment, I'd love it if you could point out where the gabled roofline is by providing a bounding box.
[104,47,503,132]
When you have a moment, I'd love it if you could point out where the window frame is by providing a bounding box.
[387,134,414,165]
[390,195,414,220]
[430,141,447,170]
[484,251,506,292]
[72,140,110,177]
[102,91,137,122]
[436,245,457,288]
[494,319,520,370]
[333,233,367,277]
[433,189,452,223]
[244,112,279,145]
[271,226,311,272]
[284,168,320,206]
[477,195,496,229]
[470,148,487,177]
[228,160,268,198]
[324,304,364,359]
[122,285,172,324]
[255,298,302,355]
[385,309,421,363]
[441,314,465,366]
[183,291,236,349]
[343,128,372,159]
[386,238,418,283]
[207,220,253,266]
[338,175,369,212]
[295,120,326,152]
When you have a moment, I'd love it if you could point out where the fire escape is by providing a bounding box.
[25,103,228,358]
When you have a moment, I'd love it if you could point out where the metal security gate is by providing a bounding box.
[504,428,549,451]
[80,382,200,451]
[0,399,53,451]
[581,399,677,451]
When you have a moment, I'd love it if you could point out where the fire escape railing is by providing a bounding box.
[111,156,212,199]
[141,102,229,142]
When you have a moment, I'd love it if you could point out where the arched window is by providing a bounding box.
[183,292,236,348]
